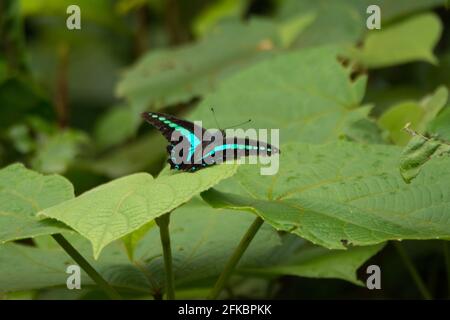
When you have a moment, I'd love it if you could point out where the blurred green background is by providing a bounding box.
[1,0,450,299]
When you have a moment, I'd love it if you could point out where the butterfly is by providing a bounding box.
[141,111,280,172]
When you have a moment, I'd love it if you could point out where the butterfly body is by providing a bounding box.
[141,112,279,172]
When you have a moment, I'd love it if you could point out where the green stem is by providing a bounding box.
[51,234,121,300]
[155,213,175,300]
[208,216,264,300]
[443,241,450,298]
[394,242,432,300]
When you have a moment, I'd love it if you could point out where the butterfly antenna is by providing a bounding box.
[211,107,252,129]
[210,107,222,130]
[224,119,252,130]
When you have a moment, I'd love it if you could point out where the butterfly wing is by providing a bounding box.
[201,135,280,164]
[141,112,206,170]
[142,112,280,172]
[141,112,205,142]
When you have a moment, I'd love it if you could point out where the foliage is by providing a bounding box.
[1,0,450,300]
[203,141,450,249]
[39,163,238,258]
[352,13,442,68]
[0,164,73,244]
[399,134,450,183]
[378,86,448,145]
[0,199,384,294]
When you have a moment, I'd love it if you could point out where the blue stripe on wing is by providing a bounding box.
[175,127,200,161]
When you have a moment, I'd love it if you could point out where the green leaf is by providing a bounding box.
[1,199,382,293]
[399,135,450,183]
[121,220,155,261]
[116,19,278,113]
[354,13,441,68]
[277,0,446,50]
[94,106,135,149]
[192,0,246,37]
[277,12,317,48]
[0,233,139,293]
[38,164,239,258]
[342,117,386,144]
[0,163,73,244]
[378,86,448,145]
[0,242,76,292]
[137,200,384,288]
[276,0,364,48]
[31,129,89,174]
[190,46,369,145]
[202,141,450,249]
[0,201,283,293]
[85,133,167,178]
[6,124,35,153]
[241,243,385,286]
[378,101,424,145]
[133,198,287,289]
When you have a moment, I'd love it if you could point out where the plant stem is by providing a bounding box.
[394,242,432,300]
[134,4,150,57]
[54,43,69,128]
[155,213,175,300]
[164,0,185,45]
[208,216,264,300]
[443,241,450,298]
[51,234,121,300]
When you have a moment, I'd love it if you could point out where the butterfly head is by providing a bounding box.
[267,145,280,155]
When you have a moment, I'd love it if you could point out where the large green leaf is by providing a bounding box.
[277,0,446,50]
[38,164,239,258]
[378,86,448,145]
[0,233,139,293]
[277,0,364,49]
[133,199,286,290]
[133,200,385,288]
[0,199,383,293]
[0,164,73,244]
[116,18,278,114]
[353,13,441,69]
[202,141,450,249]
[241,242,385,286]
[190,46,368,145]
[0,242,78,292]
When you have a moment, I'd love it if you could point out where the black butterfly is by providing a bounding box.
[141,111,280,172]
